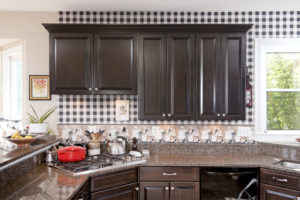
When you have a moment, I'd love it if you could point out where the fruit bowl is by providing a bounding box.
[6,134,40,147]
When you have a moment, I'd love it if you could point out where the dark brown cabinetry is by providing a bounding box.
[50,33,93,94]
[90,168,138,200]
[195,32,246,120]
[260,168,300,200]
[94,34,137,94]
[138,34,167,120]
[138,33,195,121]
[72,179,90,200]
[139,167,200,200]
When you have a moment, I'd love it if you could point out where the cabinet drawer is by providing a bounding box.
[91,168,138,192]
[139,167,199,181]
[260,168,300,190]
[260,183,300,200]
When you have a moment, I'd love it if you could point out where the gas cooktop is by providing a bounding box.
[47,153,146,176]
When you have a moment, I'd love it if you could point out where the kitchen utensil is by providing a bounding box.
[45,150,53,164]
[107,136,126,155]
[88,140,101,156]
[57,146,86,162]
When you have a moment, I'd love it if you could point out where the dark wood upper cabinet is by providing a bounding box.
[50,33,93,94]
[196,33,221,120]
[94,33,137,94]
[138,34,167,120]
[221,33,246,120]
[167,33,195,120]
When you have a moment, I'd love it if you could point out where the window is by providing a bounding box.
[0,44,23,121]
[256,39,300,135]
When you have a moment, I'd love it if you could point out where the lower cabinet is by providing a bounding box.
[72,179,90,200]
[260,183,300,200]
[91,183,138,200]
[139,181,199,200]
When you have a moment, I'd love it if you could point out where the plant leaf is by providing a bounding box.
[27,113,38,123]
[30,104,39,120]
[39,106,57,123]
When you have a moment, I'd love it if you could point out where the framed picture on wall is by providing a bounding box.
[29,75,50,100]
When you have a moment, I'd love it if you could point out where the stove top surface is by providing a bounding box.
[48,153,146,176]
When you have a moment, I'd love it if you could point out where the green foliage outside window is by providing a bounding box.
[266,53,300,130]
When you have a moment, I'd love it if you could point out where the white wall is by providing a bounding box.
[0,12,58,133]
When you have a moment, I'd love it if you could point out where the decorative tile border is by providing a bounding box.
[57,10,300,125]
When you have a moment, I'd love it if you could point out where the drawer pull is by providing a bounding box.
[163,172,177,176]
[165,187,169,190]
[272,177,288,182]
[171,187,175,190]
[135,187,139,191]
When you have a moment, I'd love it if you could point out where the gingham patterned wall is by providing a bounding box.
[57,11,300,125]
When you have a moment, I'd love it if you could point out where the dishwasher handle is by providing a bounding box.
[205,171,256,176]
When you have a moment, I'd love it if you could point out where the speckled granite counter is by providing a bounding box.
[1,152,300,200]
[0,135,59,167]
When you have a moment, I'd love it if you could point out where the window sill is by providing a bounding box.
[255,132,300,145]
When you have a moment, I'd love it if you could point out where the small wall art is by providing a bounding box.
[115,100,129,121]
[29,75,50,100]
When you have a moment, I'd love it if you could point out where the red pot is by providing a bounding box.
[57,146,86,162]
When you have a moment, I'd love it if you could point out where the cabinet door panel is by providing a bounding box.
[91,183,138,200]
[221,33,246,120]
[138,34,167,120]
[94,34,137,94]
[139,182,169,200]
[50,33,93,94]
[260,183,300,200]
[196,33,221,120]
[170,182,199,200]
[167,33,195,120]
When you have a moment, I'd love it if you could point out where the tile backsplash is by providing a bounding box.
[57,124,255,144]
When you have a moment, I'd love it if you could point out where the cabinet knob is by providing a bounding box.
[171,187,175,190]
[135,187,139,191]
[222,114,226,117]
[168,113,171,117]
[88,88,92,91]
[94,88,98,91]
[162,114,166,117]
[165,187,169,190]
[217,113,220,117]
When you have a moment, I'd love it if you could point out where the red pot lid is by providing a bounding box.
[57,146,86,153]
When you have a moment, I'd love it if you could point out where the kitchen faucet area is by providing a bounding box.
[1,1,300,200]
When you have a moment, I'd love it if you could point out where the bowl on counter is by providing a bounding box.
[6,134,41,147]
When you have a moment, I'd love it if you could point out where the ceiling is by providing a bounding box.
[0,0,299,11]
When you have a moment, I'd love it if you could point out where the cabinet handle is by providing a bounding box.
[135,187,139,191]
[165,187,169,190]
[88,88,92,91]
[163,172,177,176]
[168,113,171,117]
[296,197,300,200]
[217,113,220,117]
[272,177,288,183]
[222,114,226,117]
[94,88,98,91]
[162,114,166,117]
[171,187,174,190]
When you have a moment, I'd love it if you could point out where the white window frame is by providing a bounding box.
[0,44,23,121]
[255,38,300,142]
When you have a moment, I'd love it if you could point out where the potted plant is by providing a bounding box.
[27,105,56,133]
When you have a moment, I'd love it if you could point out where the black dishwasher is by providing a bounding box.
[201,168,258,200]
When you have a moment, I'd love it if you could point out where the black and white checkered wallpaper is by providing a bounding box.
[57,11,300,125]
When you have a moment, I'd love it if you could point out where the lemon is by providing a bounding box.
[25,135,33,139]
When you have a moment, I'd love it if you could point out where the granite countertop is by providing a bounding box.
[1,153,300,200]
[0,135,59,167]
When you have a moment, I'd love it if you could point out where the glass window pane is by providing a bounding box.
[267,91,300,130]
[267,53,300,89]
